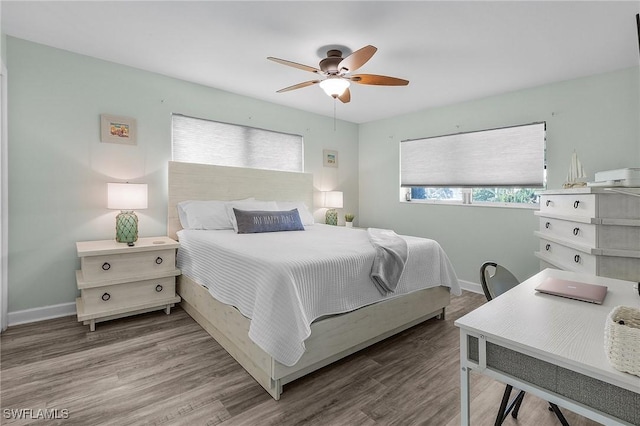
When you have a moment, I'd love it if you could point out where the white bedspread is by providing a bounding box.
[177,224,461,366]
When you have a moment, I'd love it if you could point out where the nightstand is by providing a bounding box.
[75,236,181,331]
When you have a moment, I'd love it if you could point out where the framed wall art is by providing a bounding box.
[323,149,338,168]
[101,114,137,145]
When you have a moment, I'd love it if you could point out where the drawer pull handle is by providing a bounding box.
[573,227,580,236]
[546,200,551,207]
[545,244,551,251]
[155,257,163,265]
[574,254,581,263]
[545,222,551,229]
[155,284,163,292]
[102,262,111,271]
[573,200,580,209]
[101,292,111,302]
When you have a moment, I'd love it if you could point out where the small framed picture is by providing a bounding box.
[101,114,137,145]
[323,149,338,168]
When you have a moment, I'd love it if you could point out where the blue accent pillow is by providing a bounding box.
[233,208,305,234]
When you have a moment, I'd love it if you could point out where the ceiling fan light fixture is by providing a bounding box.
[319,78,350,98]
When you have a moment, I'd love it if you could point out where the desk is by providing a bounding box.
[455,269,639,425]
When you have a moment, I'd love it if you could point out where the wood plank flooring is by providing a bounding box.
[1,292,602,425]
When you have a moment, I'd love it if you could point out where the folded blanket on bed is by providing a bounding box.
[368,228,408,295]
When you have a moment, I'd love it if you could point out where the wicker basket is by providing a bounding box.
[604,306,640,377]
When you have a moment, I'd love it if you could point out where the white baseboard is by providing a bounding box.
[459,279,483,294]
[7,302,76,327]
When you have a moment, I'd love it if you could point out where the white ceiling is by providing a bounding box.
[2,1,639,124]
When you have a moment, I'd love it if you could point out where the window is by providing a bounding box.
[172,114,303,172]
[400,122,545,205]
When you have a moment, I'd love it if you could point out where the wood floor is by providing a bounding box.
[1,291,602,426]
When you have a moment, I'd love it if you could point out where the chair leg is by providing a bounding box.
[510,390,526,419]
[494,385,513,426]
[494,386,528,425]
[548,402,570,426]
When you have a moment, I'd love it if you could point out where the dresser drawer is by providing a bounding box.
[538,218,596,247]
[81,276,176,312]
[80,249,176,281]
[539,218,640,251]
[538,239,596,274]
[539,194,595,217]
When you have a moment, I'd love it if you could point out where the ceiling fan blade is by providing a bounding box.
[350,74,409,86]
[338,88,351,103]
[276,80,321,93]
[267,57,322,74]
[338,45,377,73]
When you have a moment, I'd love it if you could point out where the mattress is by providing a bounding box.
[177,224,461,366]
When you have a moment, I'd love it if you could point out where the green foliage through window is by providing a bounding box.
[409,187,539,204]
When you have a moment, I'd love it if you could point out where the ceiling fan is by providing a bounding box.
[267,45,409,103]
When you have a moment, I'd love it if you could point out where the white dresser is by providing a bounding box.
[75,236,181,331]
[534,188,640,283]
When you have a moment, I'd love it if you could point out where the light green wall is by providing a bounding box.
[7,35,640,312]
[7,37,359,312]
[359,66,640,284]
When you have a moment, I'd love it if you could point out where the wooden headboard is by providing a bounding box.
[167,161,315,240]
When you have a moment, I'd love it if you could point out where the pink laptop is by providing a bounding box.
[535,277,608,304]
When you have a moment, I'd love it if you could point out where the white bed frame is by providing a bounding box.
[167,161,451,400]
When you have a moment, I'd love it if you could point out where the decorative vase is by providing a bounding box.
[325,209,338,226]
[345,222,353,228]
[115,210,139,244]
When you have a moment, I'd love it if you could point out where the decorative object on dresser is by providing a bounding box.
[322,190,343,225]
[107,183,148,246]
[534,187,640,283]
[562,151,587,188]
[75,236,181,331]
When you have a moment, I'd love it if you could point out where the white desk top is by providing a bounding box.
[455,268,640,393]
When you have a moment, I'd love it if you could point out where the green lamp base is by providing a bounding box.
[116,210,138,245]
[325,208,338,226]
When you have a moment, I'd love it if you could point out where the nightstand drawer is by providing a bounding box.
[80,249,176,281]
[81,276,176,312]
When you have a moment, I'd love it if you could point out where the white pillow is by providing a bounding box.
[276,201,314,226]
[178,198,254,230]
[226,200,279,233]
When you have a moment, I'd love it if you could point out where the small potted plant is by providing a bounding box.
[344,213,355,228]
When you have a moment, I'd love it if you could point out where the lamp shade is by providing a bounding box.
[107,183,148,210]
[319,78,350,97]
[323,191,343,209]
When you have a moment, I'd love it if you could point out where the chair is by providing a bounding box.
[480,262,569,426]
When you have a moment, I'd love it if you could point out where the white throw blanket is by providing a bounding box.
[368,228,409,295]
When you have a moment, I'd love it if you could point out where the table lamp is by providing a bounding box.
[107,183,148,246]
[323,191,343,226]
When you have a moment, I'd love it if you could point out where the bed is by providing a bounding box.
[167,161,461,400]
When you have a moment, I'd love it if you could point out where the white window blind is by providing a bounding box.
[172,114,303,172]
[400,122,545,188]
